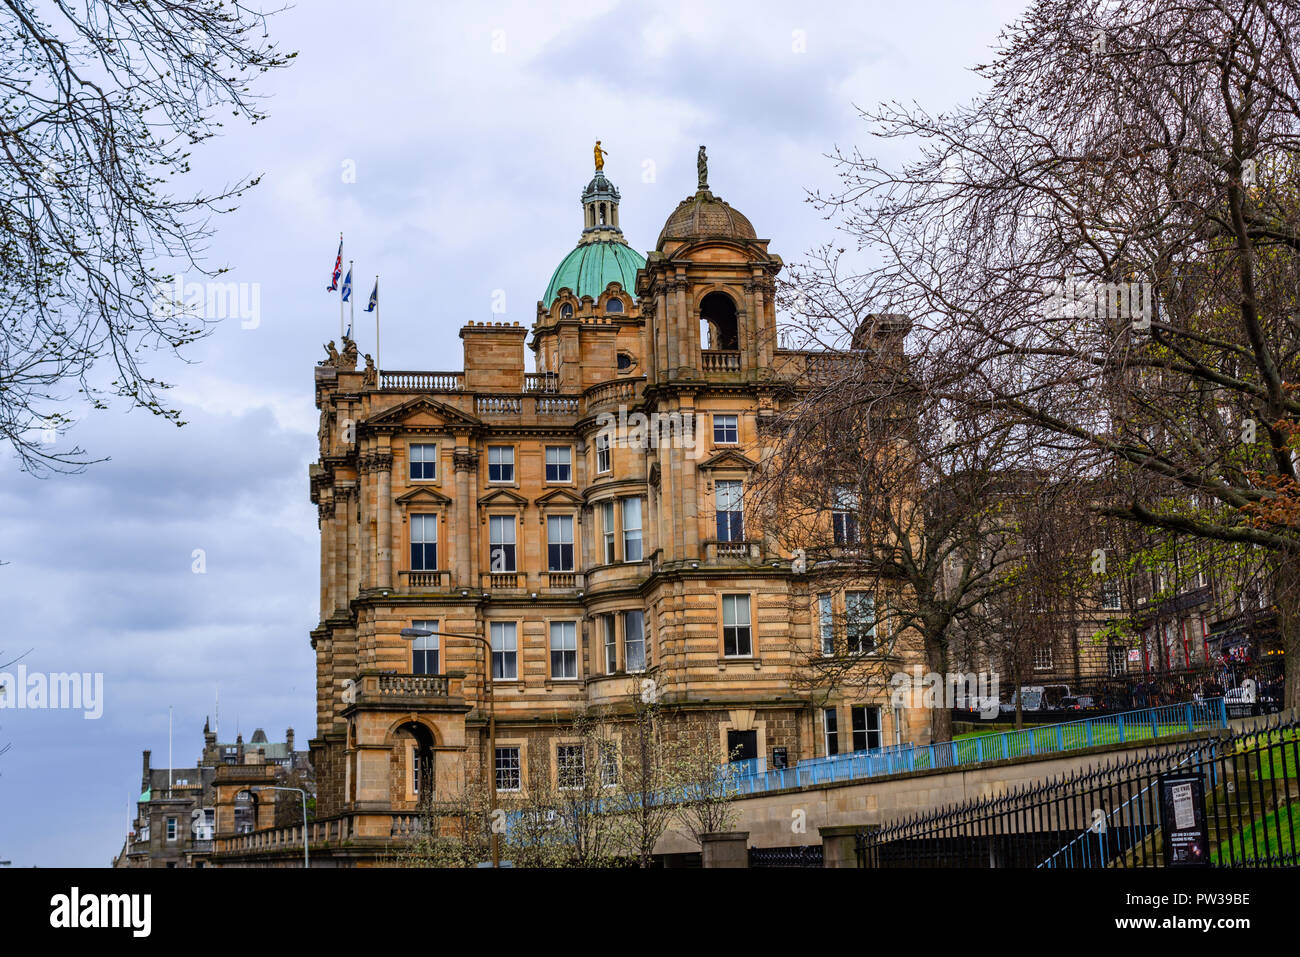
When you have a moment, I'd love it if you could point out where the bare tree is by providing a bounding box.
[755,292,1056,743]
[673,728,741,849]
[802,0,1300,707]
[0,1,295,474]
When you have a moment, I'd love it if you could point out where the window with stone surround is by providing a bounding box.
[545,445,572,483]
[495,746,521,792]
[595,433,611,474]
[722,594,752,658]
[823,707,839,756]
[411,619,440,674]
[557,744,585,790]
[409,442,437,481]
[487,445,515,483]
[547,514,574,572]
[621,497,642,562]
[491,621,518,680]
[550,621,578,680]
[623,610,646,673]
[410,514,438,571]
[851,705,881,752]
[489,514,516,572]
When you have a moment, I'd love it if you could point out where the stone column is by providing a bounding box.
[700,831,750,868]
[454,446,476,589]
[818,825,867,868]
[375,453,393,590]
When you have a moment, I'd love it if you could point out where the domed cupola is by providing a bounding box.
[542,143,646,309]
[656,145,757,249]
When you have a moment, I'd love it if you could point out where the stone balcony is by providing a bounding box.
[344,669,467,713]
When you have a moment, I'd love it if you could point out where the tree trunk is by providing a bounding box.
[926,633,953,743]
[1277,551,1300,712]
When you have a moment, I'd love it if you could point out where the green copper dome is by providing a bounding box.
[543,240,646,308]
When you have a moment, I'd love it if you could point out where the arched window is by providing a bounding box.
[599,203,607,225]
[700,291,739,351]
[605,298,624,314]
[560,303,573,319]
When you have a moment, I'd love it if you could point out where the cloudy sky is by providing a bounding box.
[0,0,1028,866]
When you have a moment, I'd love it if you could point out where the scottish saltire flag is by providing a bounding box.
[341,267,352,302]
[366,278,378,313]
[326,236,342,291]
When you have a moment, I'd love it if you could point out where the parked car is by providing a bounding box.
[1066,695,1098,711]
[1001,690,1045,713]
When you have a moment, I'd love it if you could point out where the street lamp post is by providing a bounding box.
[400,625,498,867]
[251,786,310,868]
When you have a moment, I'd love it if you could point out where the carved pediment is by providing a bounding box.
[363,395,480,431]
[534,487,585,509]
[477,488,528,509]
[394,486,453,506]
[697,449,759,472]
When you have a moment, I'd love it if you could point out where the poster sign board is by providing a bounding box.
[1157,773,1210,867]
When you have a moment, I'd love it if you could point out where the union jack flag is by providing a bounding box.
[326,235,342,291]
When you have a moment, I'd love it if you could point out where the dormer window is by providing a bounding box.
[560,303,573,319]
[605,298,624,314]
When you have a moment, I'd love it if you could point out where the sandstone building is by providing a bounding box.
[298,151,927,859]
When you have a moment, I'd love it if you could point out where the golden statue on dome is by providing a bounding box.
[593,140,608,171]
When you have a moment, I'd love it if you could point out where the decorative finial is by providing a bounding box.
[697,144,708,191]
[594,139,608,172]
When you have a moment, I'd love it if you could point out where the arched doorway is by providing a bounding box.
[398,722,436,804]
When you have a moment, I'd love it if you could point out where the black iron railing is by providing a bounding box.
[856,714,1299,868]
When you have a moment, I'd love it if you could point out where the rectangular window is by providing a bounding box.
[410,514,438,571]
[601,501,616,564]
[557,744,585,790]
[409,443,437,481]
[487,446,514,483]
[819,593,834,656]
[621,497,643,562]
[491,621,518,680]
[845,592,875,654]
[722,594,752,657]
[713,414,738,444]
[715,480,744,542]
[832,487,859,544]
[547,514,574,572]
[1101,580,1121,611]
[166,817,178,841]
[550,621,578,679]
[488,515,516,572]
[1033,644,1054,671]
[495,746,521,792]
[823,707,839,756]
[412,619,440,675]
[851,705,881,752]
[603,615,618,674]
[624,610,646,673]
[545,446,572,483]
[600,741,618,787]
[595,433,611,474]
[1108,646,1127,677]
[412,751,422,793]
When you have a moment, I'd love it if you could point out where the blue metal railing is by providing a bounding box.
[724,698,1229,798]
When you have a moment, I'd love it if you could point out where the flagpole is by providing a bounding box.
[374,276,381,372]
[348,260,355,338]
